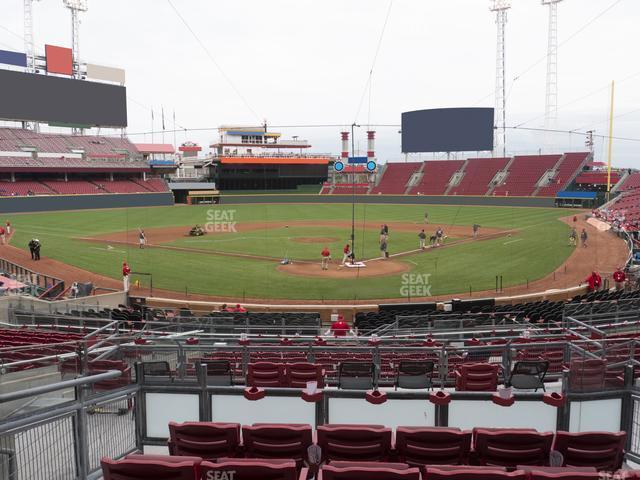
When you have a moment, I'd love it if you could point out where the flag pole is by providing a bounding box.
[606,80,615,202]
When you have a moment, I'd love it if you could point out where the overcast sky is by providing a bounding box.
[2,0,639,166]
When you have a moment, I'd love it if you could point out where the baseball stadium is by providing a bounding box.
[1,1,640,480]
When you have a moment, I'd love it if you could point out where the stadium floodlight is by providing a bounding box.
[63,0,88,81]
[489,0,511,12]
[542,0,564,151]
[63,0,88,11]
[489,0,511,157]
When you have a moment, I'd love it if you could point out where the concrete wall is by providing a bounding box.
[0,192,174,213]
[220,194,557,208]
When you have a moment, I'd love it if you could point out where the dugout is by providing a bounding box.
[555,191,597,208]
[186,190,220,205]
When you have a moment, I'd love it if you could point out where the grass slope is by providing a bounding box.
[7,203,575,300]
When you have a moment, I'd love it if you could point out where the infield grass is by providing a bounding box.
[7,203,576,300]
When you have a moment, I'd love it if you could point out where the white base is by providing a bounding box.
[344,262,366,268]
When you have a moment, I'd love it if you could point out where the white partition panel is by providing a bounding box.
[146,393,200,438]
[212,395,316,426]
[328,398,435,428]
[569,399,622,432]
[449,400,558,431]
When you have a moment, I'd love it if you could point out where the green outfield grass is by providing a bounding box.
[7,203,577,300]
[167,226,450,261]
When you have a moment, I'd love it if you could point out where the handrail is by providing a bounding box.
[0,369,121,403]
[83,320,119,339]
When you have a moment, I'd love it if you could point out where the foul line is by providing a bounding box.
[503,238,523,245]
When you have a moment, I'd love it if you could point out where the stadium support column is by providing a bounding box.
[542,0,563,152]
[490,0,511,158]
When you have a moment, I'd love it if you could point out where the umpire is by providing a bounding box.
[28,238,41,260]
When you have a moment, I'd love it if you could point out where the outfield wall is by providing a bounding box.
[0,192,174,213]
[219,194,557,208]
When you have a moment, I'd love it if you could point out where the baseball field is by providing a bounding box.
[3,202,626,302]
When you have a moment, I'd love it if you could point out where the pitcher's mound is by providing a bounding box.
[278,259,410,278]
[292,237,339,244]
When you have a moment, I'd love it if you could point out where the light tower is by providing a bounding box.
[24,0,40,131]
[542,0,563,151]
[23,0,40,73]
[63,0,88,79]
[490,0,511,158]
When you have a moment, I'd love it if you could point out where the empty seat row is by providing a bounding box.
[103,454,624,480]
[164,423,626,471]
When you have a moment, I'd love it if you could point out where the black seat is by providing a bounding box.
[395,360,434,390]
[507,360,549,391]
[338,361,376,390]
[199,360,233,386]
[141,361,172,382]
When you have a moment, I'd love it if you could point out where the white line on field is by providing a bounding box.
[503,238,523,245]
[406,259,419,266]
[90,247,126,253]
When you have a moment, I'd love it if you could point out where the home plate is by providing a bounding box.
[344,262,367,268]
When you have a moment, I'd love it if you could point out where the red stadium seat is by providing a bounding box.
[168,422,240,460]
[101,456,199,480]
[286,362,325,388]
[319,463,421,480]
[241,423,313,466]
[247,362,287,387]
[552,431,626,471]
[527,469,600,480]
[395,426,472,466]
[473,428,554,467]
[424,466,528,480]
[568,359,606,392]
[200,459,302,480]
[455,363,500,391]
[316,424,392,462]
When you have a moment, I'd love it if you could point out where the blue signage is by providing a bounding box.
[347,156,368,164]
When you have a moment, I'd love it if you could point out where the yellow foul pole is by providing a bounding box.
[607,80,615,201]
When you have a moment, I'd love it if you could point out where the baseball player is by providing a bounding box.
[139,229,146,249]
[418,229,427,250]
[122,261,131,291]
[580,228,588,248]
[341,242,352,265]
[321,246,331,270]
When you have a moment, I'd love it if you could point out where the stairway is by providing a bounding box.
[444,159,469,195]
[532,154,565,196]
[131,178,154,192]
[486,157,514,195]
[38,181,58,194]
[405,161,426,195]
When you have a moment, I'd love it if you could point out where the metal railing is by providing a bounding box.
[0,258,63,294]
[0,370,137,480]
[11,310,323,336]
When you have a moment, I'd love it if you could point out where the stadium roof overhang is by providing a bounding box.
[134,143,175,154]
[0,167,150,173]
[219,157,329,165]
